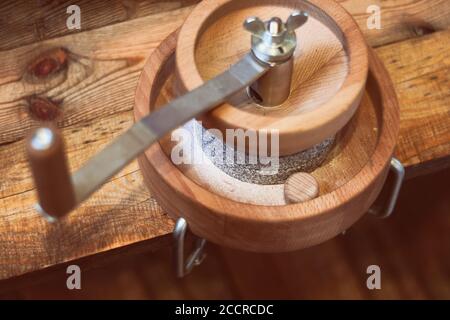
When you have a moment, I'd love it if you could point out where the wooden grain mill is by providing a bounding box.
[25,0,404,277]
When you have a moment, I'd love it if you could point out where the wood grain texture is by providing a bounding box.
[176,0,369,155]
[0,0,448,280]
[0,0,199,51]
[338,0,450,47]
[26,126,76,218]
[0,5,194,147]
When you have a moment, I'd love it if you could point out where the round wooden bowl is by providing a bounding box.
[134,31,400,252]
[176,0,369,155]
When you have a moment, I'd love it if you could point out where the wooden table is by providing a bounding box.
[0,0,449,284]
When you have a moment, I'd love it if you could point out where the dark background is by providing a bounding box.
[1,168,449,299]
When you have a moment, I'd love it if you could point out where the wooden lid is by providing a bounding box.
[176,0,369,155]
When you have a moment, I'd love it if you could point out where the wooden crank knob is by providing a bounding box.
[26,126,76,219]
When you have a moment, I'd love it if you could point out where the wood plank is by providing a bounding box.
[0,2,448,145]
[339,0,450,47]
[2,0,449,51]
[0,6,193,281]
[376,30,450,177]
[0,2,449,281]
[0,0,199,50]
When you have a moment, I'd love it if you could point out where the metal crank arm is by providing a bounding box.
[27,53,268,220]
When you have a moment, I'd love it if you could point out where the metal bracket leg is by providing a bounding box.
[369,157,405,219]
[173,217,207,278]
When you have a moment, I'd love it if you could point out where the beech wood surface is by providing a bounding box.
[0,0,449,280]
